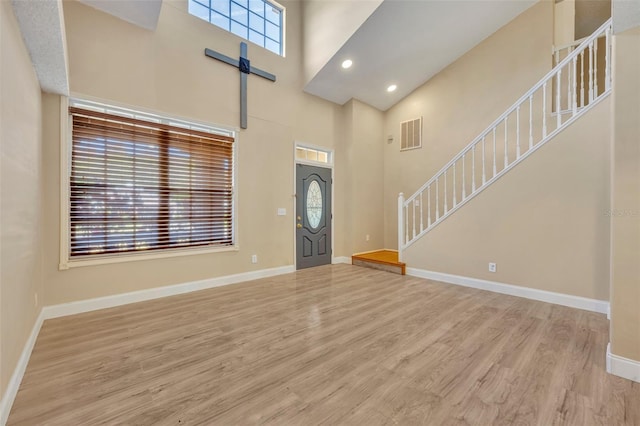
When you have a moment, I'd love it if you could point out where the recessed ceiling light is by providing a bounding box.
[341,59,353,69]
[387,84,397,92]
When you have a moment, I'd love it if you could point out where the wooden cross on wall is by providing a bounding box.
[205,42,276,129]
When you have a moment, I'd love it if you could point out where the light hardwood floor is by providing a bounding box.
[8,265,640,425]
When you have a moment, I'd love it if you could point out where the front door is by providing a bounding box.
[296,164,332,269]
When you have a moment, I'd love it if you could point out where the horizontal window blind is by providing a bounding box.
[69,106,235,258]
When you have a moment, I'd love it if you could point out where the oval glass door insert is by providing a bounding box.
[306,180,323,229]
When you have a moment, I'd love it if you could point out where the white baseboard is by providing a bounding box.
[0,309,46,425]
[607,343,640,383]
[406,268,609,314]
[332,256,351,265]
[42,265,295,320]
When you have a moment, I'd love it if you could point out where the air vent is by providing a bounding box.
[400,117,422,151]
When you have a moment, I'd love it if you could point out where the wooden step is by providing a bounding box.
[351,250,406,275]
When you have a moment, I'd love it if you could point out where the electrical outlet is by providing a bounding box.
[251,254,258,264]
[366,234,370,241]
[488,262,497,273]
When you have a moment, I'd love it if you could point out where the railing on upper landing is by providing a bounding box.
[397,18,613,262]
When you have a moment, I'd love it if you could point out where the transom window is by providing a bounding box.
[66,100,236,261]
[295,146,331,164]
[189,0,284,56]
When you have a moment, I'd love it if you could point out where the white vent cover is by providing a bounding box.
[400,117,422,151]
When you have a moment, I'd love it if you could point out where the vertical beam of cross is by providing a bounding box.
[205,42,277,129]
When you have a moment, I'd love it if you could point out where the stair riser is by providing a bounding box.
[353,259,405,275]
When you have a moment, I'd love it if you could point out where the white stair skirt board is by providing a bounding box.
[406,268,609,314]
[332,256,352,264]
[607,343,640,383]
[0,309,46,426]
[0,265,295,424]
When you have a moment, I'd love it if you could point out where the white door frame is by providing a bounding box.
[292,142,335,269]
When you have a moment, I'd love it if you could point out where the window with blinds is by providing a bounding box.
[68,106,235,258]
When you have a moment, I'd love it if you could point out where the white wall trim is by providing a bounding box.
[0,309,46,425]
[42,265,295,319]
[607,343,640,383]
[406,267,609,314]
[332,256,351,264]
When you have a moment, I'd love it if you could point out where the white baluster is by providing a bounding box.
[529,96,533,149]
[412,198,416,239]
[504,117,508,168]
[427,186,431,227]
[594,38,598,97]
[557,68,562,129]
[567,55,572,113]
[444,171,448,214]
[589,41,594,102]
[572,56,578,116]
[516,106,521,158]
[453,163,457,207]
[462,153,466,199]
[605,27,611,91]
[482,136,486,184]
[472,145,476,192]
[492,127,497,176]
[543,82,547,138]
[580,50,585,107]
[398,192,404,253]
[419,192,423,233]
[405,201,409,243]
[435,178,439,221]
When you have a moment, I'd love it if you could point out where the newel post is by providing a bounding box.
[398,192,404,262]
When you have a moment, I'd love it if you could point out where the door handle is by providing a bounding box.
[297,223,302,228]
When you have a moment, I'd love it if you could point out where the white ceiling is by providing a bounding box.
[78,0,163,31]
[304,0,537,111]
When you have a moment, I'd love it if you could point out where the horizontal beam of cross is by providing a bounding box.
[204,48,276,82]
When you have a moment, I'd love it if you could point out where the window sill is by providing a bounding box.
[59,244,240,270]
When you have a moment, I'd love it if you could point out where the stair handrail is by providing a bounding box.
[398,18,612,259]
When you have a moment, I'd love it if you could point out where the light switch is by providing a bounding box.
[277,208,286,216]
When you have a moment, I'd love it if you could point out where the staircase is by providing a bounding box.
[398,19,612,262]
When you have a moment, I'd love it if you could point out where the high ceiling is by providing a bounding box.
[15,0,536,109]
[78,0,162,31]
[303,0,537,111]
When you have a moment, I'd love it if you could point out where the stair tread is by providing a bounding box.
[351,250,405,267]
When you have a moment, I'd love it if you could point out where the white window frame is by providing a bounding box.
[59,96,239,270]
[188,0,286,57]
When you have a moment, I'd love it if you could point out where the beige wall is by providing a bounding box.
[575,0,611,39]
[383,1,554,249]
[0,1,44,399]
[302,0,383,85]
[610,27,640,362]
[556,0,576,46]
[42,0,347,305]
[339,99,385,255]
[404,98,611,301]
